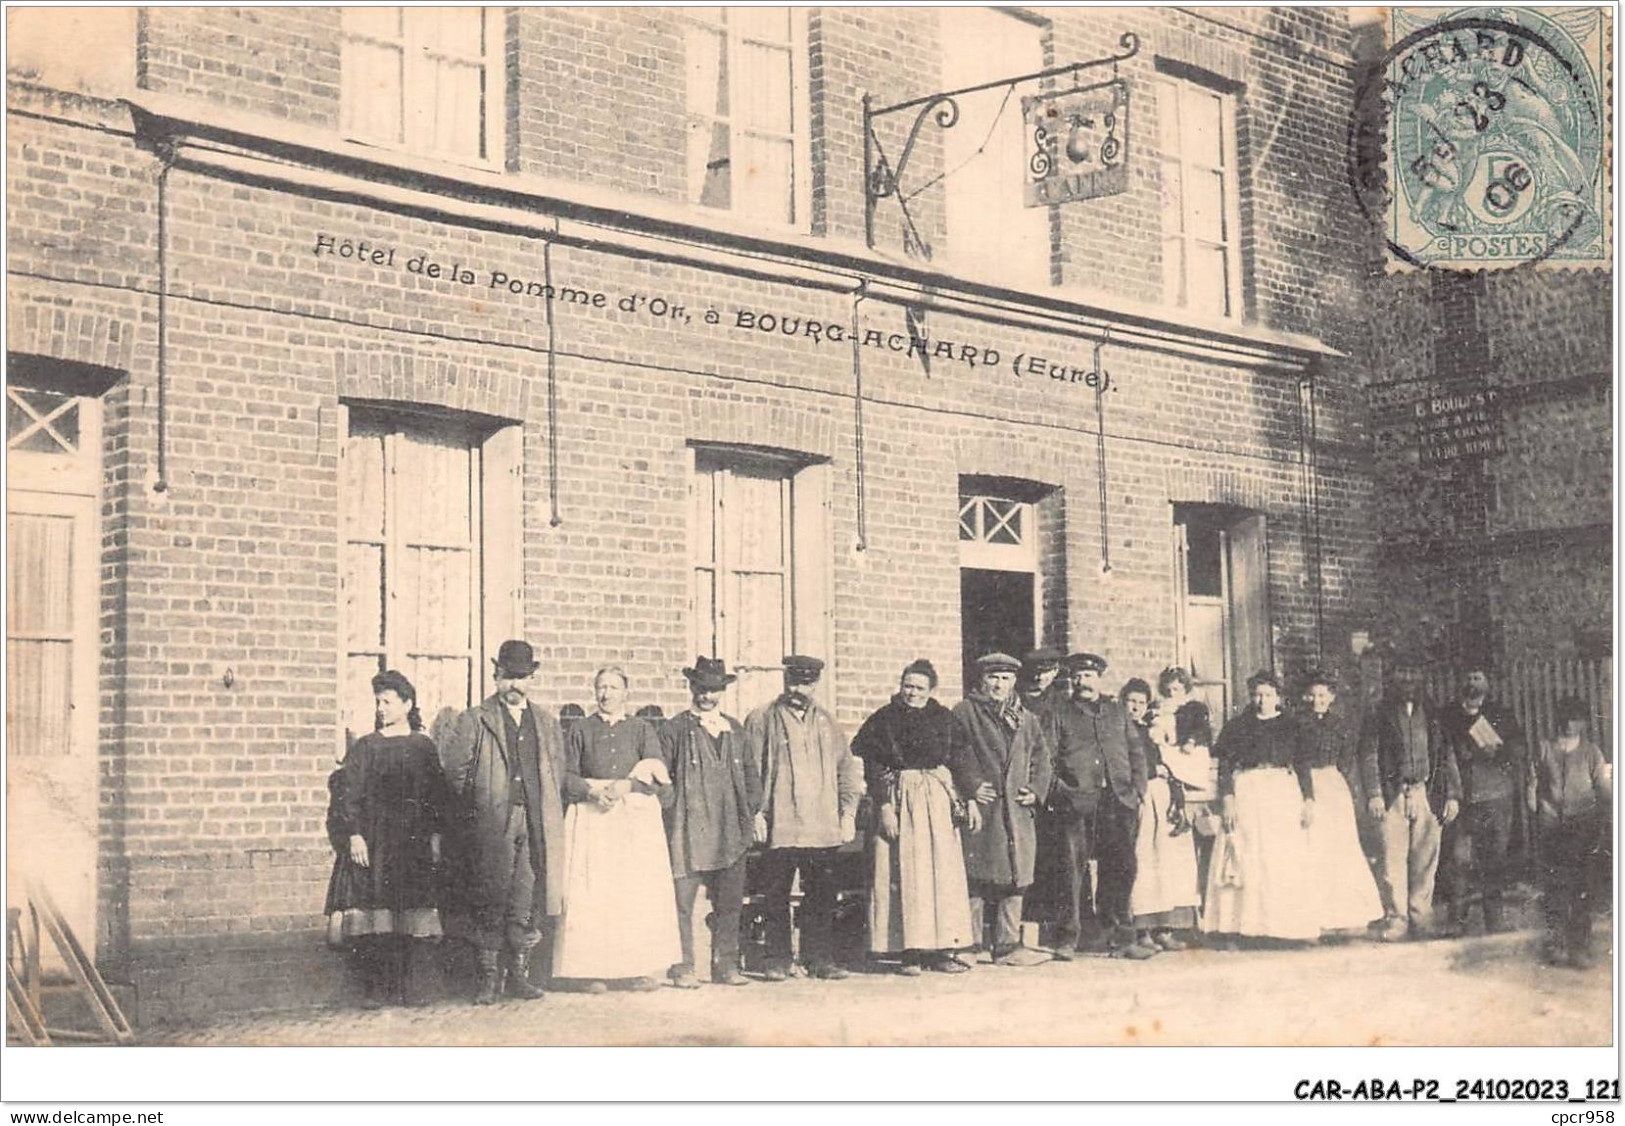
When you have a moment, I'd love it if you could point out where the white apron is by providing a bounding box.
[552,791,681,979]
[1130,776,1201,920]
[1306,766,1384,932]
[869,767,975,953]
[1201,768,1320,941]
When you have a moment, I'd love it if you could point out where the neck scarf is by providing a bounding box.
[691,707,730,738]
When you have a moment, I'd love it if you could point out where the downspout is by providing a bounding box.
[1298,373,1324,663]
[851,279,870,552]
[544,222,561,527]
[152,138,178,494]
[1094,338,1111,574]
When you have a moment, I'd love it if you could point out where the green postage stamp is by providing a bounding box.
[1367,7,1611,270]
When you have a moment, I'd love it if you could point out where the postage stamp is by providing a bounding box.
[1352,7,1612,271]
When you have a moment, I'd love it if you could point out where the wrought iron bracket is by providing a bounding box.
[862,31,1140,251]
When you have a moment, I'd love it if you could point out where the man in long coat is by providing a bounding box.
[952,651,1053,966]
[440,639,567,1004]
[745,655,863,981]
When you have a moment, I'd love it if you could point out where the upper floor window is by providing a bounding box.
[1155,72,1242,318]
[683,8,807,228]
[341,7,504,166]
[940,7,1050,287]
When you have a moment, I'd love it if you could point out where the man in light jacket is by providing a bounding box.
[745,655,863,981]
[439,640,567,1004]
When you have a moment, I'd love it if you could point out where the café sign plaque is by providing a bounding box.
[1023,79,1130,207]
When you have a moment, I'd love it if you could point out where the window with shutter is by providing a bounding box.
[689,447,831,718]
[341,7,504,166]
[1155,72,1243,318]
[339,405,521,746]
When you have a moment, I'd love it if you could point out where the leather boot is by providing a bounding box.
[505,943,546,1000]
[473,948,504,1006]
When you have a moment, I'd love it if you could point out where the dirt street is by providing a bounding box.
[149,927,1610,1048]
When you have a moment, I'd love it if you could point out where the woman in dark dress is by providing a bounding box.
[1199,670,1319,943]
[324,670,448,1007]
[855,659,978,975]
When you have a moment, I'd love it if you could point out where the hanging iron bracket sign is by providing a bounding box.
[863,31,1139,249]
[1023,78,1129,207]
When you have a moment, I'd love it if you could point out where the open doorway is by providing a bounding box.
[959,482,1051,697]
[960,570,1036,697]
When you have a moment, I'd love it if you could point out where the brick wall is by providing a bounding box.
[8,6,1378,1022]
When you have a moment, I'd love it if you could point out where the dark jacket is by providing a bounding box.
[439,696,568,920]
[1436,699,1526,807]
[1359,696,1461,814]
[852,695,977,802]
[1047,693,1147,813]
[951,695,1053,888]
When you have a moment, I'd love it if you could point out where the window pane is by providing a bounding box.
[406,655,472,728]
[738,134,793,225]
[400,430,473,541]
[418,6,483,57]
[729,472,784,569]
[685,23,728,117]
[342,543,384,648]
[1188,245,1229,318]
[8,639,72,757]
[732,573,787,667]
[401,546,473,653]
[1161,237,1184,306]
[342,428,387,542]
[1188,168,1226,243]
[1184,519,1224,597]
[692,469,716,565]
[734,7,790,43]
[345,6,402,41]
[1181,85,1224,168]
[1155,78,1180,156]
[737,41,791,132]
[343,40,404,143]
[689,119,732,209]
[8,513,74,635]
[985,500,1022,546]
[423,58,484,161]
[1159,159,1183,234]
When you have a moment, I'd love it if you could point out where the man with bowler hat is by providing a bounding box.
[659,657,760,988]
[745,655,863,980]
[1045,651,1153,959]
[439,640,567,1004]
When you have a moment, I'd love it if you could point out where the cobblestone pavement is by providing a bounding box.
[149,926,1610,1047]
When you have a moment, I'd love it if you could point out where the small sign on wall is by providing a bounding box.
[1022,79,1129,207]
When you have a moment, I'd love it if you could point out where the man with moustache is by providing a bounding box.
[1044,652,1153,960]
[1435,662,1526,934]
[953,652,1054,966]
[746,655,863,981]
[439,640,567,1004]
[658,657,760,988]
[1360,655,1460,942]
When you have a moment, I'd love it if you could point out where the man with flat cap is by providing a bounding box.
[439,640,567,1004]
[745,655,863,980]
[1020,647,1066,716]
[1045,651,1152,959]
[659,657,760,988]
[952,651,1054,966]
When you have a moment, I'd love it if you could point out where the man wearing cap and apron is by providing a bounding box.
[439,639,568,1005]
[745,655,864,981]
[952,651,1054,966]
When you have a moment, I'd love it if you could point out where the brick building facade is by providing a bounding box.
[7,6,1378,1022]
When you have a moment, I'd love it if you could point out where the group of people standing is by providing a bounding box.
[322,639,1610,1008]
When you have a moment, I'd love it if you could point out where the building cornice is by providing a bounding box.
[122,89,1342,375]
